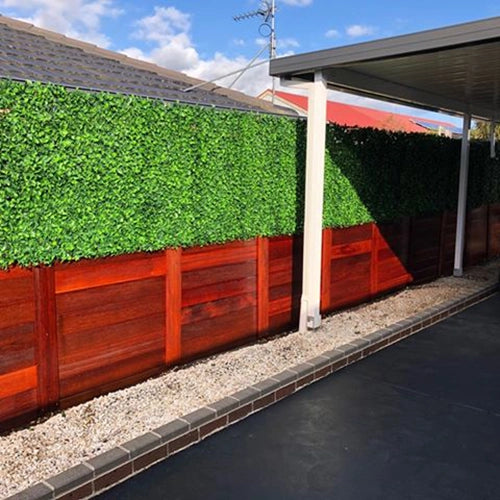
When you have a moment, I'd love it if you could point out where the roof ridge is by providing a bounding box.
[0,14,280,114]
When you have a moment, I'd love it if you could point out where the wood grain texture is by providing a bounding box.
[34,266,59,409]
[56,277,165,399]
[0,323,34,375]
[0,275,35,330]
[182,240,257,272]
[465,205,488,266]
[268,235,302,333]
[0,271,39,423]
[408,214,442,283]
[181,242,258,359]
[377,219,412,293]
[321,229,332,311]
[329,253,372,309]
[1,203,496,429]
[324,225,373,312]
[0,365,37,399]
[0,389,38,427]
[257,237,270,337]
[370,223,379,296]
[55,251,166,294]
[438,211,457,276]
[0,267,32,281]
[488,203,500,257]
[165,248,181,365]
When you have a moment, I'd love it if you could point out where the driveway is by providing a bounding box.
[99,293,500,500]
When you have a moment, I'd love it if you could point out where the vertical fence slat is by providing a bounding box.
[257,237,269,337]
[320,228,332,312]
[34,266,59,410]
[165,248,182,365]
[438,210,447,276]
[370,223,379,296]
[486,204,491,260]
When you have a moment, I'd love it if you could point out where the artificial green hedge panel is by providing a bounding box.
[0,81,499,267]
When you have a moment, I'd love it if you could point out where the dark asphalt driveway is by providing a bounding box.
[99,293,500,500]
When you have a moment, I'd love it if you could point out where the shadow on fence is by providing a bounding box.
[1,203,499,432]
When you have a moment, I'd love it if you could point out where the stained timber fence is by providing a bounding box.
[1,203,498,430]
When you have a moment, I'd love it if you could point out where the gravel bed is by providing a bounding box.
[1,260,498,498]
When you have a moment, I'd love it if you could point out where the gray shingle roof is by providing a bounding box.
[0,14,281,113]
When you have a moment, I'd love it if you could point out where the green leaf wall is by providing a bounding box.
[0,81,498,267]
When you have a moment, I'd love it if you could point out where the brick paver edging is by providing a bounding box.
[8,282,499,500]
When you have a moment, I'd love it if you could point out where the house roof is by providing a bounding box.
[265,89,458,134]
[0,14,280,114]
[270,16,500,121]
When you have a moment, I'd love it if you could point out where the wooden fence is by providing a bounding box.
[1,203,499,429]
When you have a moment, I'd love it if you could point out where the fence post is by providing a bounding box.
[257,237,269,337]
[320,228,332,312]
[165,248,182,365]
[438,210,447,276]
[370,223,379,297]
[33,266,59,411]
[486,204,491,260]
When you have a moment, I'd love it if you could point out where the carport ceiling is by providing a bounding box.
[269,17,500,121]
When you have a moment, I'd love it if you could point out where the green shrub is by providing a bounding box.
[0,80,498,267]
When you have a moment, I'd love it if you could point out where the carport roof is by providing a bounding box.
[269,16,500,121]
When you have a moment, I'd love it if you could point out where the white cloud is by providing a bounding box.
[132,6,190,44]
[232,38,246,46]
[125,6,199,72]
[279,0,313,6]
[0,0,122,48]
[346,24,376,37]
[256,36,298,49]
[279,37,299,49]
[325,29,340,39]
[123,6,277,96]
[189,53,273,97]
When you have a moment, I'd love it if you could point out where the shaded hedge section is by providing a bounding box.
[0,81,499,267]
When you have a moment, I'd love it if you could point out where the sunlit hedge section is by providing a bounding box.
[0,80,498,267]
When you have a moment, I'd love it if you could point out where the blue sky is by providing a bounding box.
[2,1,500,122]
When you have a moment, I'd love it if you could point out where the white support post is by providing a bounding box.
[453,113,471,277]
[490,121,496,159]
[299,71,328,332]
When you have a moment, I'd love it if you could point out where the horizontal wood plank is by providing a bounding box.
[55,252,166,293]
[331,224,372,245]
[0,388,38,424]
[182,276,256,308]
[57,278,165,336]
[269,295,300,316]
[0,365,37,399]
[182,240,257,272]
[0,267,32,281]
[0,323,35,375]
[331,240,372,260]
[59,348,164,399]
[181,306,256,359]
[182,294,256,326]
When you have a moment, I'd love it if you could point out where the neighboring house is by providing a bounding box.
[259,89,461,136]
[0,14,282,114]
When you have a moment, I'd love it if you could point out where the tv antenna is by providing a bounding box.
[184,1,277,104]
[234,0,277,103]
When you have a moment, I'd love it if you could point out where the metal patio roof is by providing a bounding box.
[270,16,500,121]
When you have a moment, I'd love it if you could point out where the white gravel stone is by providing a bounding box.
[0,260,498,498]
